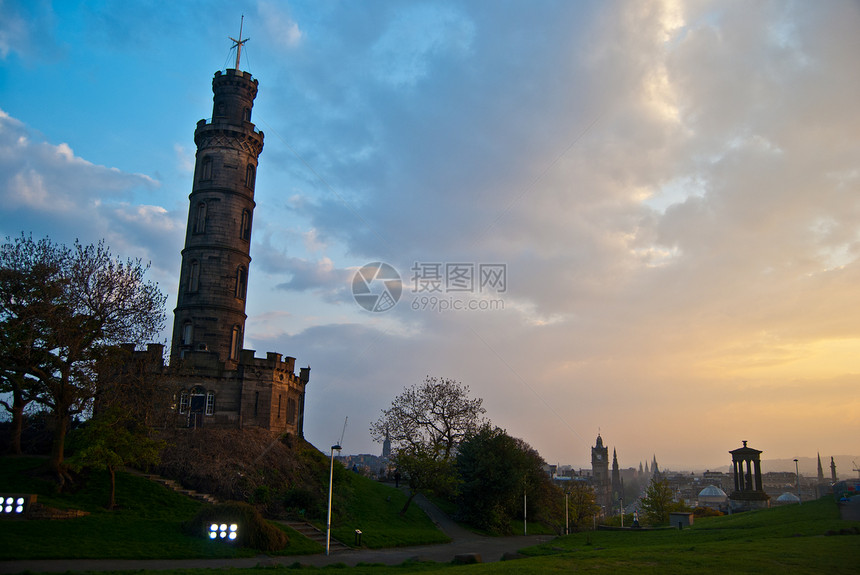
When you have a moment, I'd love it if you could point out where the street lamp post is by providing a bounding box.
[326,444,342,555]
[523,487,527,536]
[565,491,569,535]
[793,458,801,504]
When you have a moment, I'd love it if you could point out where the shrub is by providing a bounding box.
[693,506,724,518]
[184,501,287,551]
[283,488,322,518]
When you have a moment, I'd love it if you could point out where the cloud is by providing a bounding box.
[258,1,303,49]
[5,0,859,467]
[0,0,60,61]
[244,0,860,463]
[370,3,475,88]
[273,256,352,299]
[0,108,182,281]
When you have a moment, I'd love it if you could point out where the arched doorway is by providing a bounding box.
[188,385,207,428]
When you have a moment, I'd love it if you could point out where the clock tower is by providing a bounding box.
[591,434,611,510]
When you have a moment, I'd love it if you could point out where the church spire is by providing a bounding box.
[817,453,825,482]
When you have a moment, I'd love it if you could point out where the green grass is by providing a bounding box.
[42,497,855,575]
[0,457,249,560]
[2,456,858,573]
[329,474,450,548]
[0,456,446,559]
[514,497,860,574]
[0,457,318,559]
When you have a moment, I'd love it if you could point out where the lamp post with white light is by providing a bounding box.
[326,444,342,555]
[793,458,801,504]
[565,491,569,535]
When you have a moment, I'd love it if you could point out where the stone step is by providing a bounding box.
[126,468,219,504]
[279,520,350,551]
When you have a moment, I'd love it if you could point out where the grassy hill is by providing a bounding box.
[516,497,860,574]
[0,454,445,560]
[2,453,857,573]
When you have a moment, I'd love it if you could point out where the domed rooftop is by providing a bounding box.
[698,485,727,498]
[777,492,800,503]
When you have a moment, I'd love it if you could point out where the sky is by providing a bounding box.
[1,0,859,473]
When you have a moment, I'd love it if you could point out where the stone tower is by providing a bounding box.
[162,62,309,434]
[592,434,611,509]
[171,68,264,365]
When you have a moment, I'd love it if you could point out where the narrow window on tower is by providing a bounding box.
[243,107,251,122]
[278,394,282,419]
[240,209,252,240]
[188,260,200,293]
[200,156,212,181]
[181,321,193,346]
[235,266,248,299]
[245,164,256,189]
[205,391,215,415]
[230,325,241,360]
[194,202,207,234]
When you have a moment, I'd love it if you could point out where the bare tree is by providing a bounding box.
[370,376,486,459]
[370,376,486,513]
[0,234,166,483]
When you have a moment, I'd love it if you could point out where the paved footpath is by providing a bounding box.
[0,493,556,573]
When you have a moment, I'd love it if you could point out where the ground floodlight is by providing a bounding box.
[0,493,35,516]
[206,520,238,542]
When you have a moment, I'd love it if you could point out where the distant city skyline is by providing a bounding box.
[1,1,859,467]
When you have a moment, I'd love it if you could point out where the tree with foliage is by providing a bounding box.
[67,407,166,509]
[0,234,166,483]
[456,425,563,534]
[566,481,601,532]
[0,236,65,454]
[370,377,486,513]
[391,444,457,516]
[640,477,682,525]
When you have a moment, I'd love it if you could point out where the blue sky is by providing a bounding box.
[2,0,859,472]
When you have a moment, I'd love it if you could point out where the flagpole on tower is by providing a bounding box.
[229,15,249,70]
